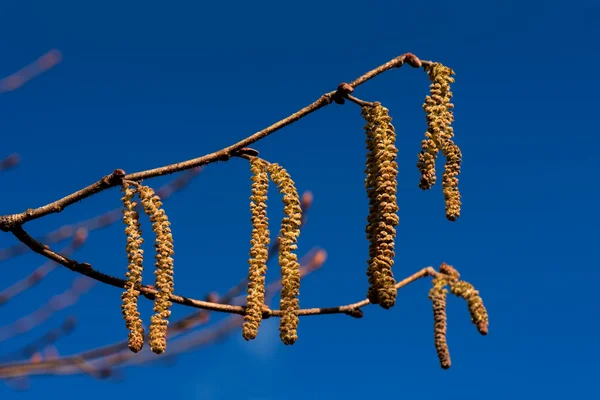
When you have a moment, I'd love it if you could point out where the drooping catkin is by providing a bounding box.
[362,103,399,309]
[138,185,175,354]
[420,62,462,221]
[268,163,302,345]
[120,183,145,353]
[242,157,271,341]
[428,275,450,369]
[439,262,461,284]
[449,280,489,336]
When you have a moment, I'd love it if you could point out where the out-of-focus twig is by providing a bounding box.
[0,276,94,343]
[0,154,20,172]
[0,49,62,93]
[0,317,77,363]
[0,229,88,306]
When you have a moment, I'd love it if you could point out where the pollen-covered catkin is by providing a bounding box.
[268,163,302,345]
[362,103,399,309]
[439,261,461,281]
[416,134,439,190]
[138,185,174,354]
[421,62,462,221]
[242,157,271,341]
[449,280,489,335]
[429,275,450,369]
[120,183,145,353]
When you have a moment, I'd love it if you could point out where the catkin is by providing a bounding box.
[421,62,462,221]
[138,185,175,354]
[428,275,450,369]
[242,157,271,341]
[449,280,489,335]
[439,261,461,281]
[363,103,399,309]
[120,183,145,353]
[268,163,302,345]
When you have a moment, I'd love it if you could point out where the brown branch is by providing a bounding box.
[7,218,442,323]
[0,263,446,379]
[0,52,426,231]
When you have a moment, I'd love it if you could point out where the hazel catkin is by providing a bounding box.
[268,163,302,345]
[120,183,145,353]
[449,280,489,336]
[138,184,175,354]
[242,157,271,341]
[428,275,450,369]
[420,62,462,221]
[362,102,399,309]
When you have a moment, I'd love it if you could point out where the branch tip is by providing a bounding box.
[404,53,422,68]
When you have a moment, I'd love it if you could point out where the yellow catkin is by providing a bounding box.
[138,185,175,354]
[268,163,302,345]
[449,280,489,336]
[120,183,145,353]
[242,157,271,341]
[416,134,439,190]
[429,275,451,369]
[439,262,461,281]
[421,62,462,221]
[362,103,399,309]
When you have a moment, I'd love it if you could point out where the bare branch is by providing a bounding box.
[0,53,425,230]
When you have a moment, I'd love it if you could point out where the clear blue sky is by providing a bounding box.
[1,0,598,399]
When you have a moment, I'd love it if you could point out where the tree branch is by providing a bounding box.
[0,52,426,231]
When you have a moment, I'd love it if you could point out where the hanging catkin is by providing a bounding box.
[420,62,462,221]
[120,183,145,353]
[450,280,489,335]
[363,103,399,309]
[242,157,271,341]
[428,275,450,369]
[268,163,302,345]
[138,185,175,354]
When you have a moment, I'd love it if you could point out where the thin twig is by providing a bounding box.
[0,154,20,172]
[0,52,425,231]
[0,276,94,342]
[0,49,62,93]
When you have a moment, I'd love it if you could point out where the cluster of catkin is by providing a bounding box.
[362,103,399,309]
[121,182,175,354]
[428,262,489,369]
[417,62,462,221]
[243,157,302,345]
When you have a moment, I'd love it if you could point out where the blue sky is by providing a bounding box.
[1,0,599,398]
